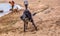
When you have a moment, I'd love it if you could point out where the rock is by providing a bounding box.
[0,10,3,13]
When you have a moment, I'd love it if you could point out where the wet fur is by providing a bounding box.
[20,9,37,32]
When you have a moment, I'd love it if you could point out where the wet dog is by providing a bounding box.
[9,1,15,11]
[20,9,37,32]
[20,0,37,32]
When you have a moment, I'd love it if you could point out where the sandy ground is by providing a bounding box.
[0,0,60,36]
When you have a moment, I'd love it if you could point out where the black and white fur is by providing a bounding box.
[20,0,37,32]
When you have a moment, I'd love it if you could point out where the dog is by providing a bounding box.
[9,1,15,11]
[20,0,37,32]
[20,9,37,32]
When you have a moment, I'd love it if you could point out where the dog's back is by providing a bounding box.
[21,9,32,21]
[24,10,31,18]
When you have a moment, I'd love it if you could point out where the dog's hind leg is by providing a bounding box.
[31,19,38,31]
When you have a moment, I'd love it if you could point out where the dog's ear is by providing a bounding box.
[9,1,11,4]
[20,15,24,20]
[12,1,15,4]
[9,1,15,4]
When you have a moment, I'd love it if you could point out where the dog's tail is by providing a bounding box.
[32,10,41,16]
[33,13,37,16]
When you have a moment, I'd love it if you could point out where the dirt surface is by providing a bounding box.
[0,0,60,36]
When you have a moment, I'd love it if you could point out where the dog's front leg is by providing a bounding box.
[24,21,28,32]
